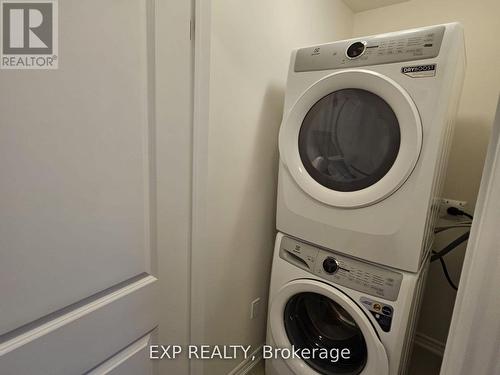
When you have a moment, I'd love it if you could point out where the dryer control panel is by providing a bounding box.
[280,236,403,301]
[294,25,445,72]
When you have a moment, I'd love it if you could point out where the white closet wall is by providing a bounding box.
[191,1,354,374]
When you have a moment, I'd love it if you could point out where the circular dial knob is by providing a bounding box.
[323,257,339,274]
[346,41,366,58]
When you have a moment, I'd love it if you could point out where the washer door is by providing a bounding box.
[270,279,389,375]
[279,70,422,208]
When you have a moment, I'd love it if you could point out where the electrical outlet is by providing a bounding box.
[250,298,261,320]
[439,198,467,219]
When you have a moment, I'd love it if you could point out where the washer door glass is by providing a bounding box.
[284,292,368,375]
[299,89,401,192]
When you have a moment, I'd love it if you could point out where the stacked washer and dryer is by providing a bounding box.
[266,24,465,375]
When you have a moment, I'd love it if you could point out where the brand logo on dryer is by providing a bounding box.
[401,63,436,78]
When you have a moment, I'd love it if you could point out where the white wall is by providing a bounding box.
[191,1,500,370]
[352,0,500,346]
[194,1,353,373]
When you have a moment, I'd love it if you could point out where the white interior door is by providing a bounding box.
[0,0,182,373]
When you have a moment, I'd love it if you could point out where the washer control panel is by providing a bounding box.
[279,236,403,301]
[294,25,445,72]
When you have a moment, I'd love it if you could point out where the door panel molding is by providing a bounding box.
[0,276,158,375]
[87,330,156,375]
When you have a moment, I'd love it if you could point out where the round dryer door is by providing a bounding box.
[269,279,389,375]
[279,69,422,208]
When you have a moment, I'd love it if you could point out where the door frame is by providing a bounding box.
[189,0,211,375]
[155,0,197,374]
[440,96,500,375]
[154,0,211,373]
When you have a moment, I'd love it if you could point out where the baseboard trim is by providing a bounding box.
[414,332,446,357]
[228,345,263,375]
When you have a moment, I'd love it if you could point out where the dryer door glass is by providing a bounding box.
[299,89,400,192]
[284,292,367,375]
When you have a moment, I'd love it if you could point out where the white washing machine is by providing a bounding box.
[266,233,428,375]
[277,23,466,272]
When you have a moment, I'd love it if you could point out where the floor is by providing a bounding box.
[248,344,442,375]
[408,345,442,375]
[248,361,264,375]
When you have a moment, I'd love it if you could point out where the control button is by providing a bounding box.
[346,41,366,58]
[323,257,339,274]
[382,306,393,316]
[378,314,392,332]
[370,311,392,332]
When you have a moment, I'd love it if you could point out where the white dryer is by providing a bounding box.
[266,233,428,375]
[277,23,466,272]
